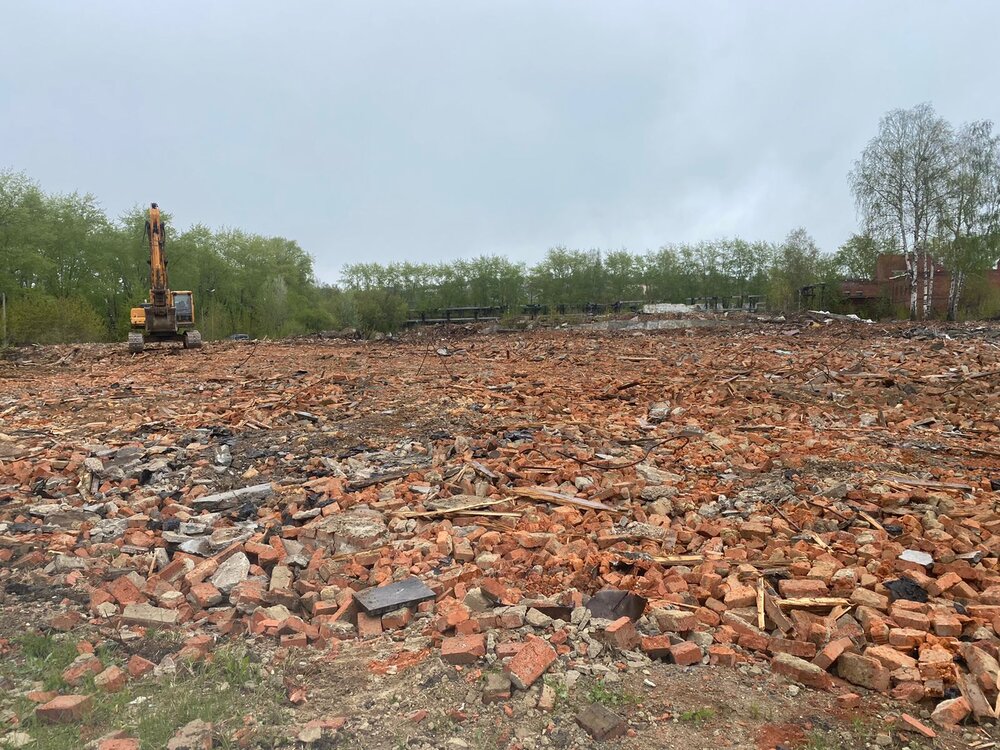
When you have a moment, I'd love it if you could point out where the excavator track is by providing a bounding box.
[183,330,202,349]
[127,332,144,353]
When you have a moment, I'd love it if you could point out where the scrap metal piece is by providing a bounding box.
[584,588,647,622]
[353,577,435,616]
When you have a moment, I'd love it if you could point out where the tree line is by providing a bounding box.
[3,102,999,344]
[340,229,849,315]
[0,171,339,344]
[851,103,1000,320]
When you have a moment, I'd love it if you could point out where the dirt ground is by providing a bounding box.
[3,320,1000,749]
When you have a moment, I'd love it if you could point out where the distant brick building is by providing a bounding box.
[841,254,1000,314]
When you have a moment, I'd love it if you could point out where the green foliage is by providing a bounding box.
[0,170,331,343]
[16,633,81,691]
[354,288,409,334]
[7,291,105,344]
[961,274,1000,318]
[586,679,638,707]
[544,676,569,704]
[678,707,716,723]
[835,234,887,279]
[2,635,286,750]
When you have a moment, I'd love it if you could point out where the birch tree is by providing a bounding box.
[937,121,1000,319]
[850,104,952,318]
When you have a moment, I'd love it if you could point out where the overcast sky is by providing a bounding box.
[3,2,999,283]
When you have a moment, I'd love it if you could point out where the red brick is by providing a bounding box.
[723,579,757,608]
[892,609,930,631]
[891,682,926,703]
[498,608,524,629]
[670,641,702,666]
[357,612,382,638]
[771,653,833,691]
[62,656,102,686]
[441,634,486,664]
[931,697,970,727]
[779,578,829,598]
[640,635,673,659]
[381,608,412,629]
[837,652,890,692]
[496,641,524,659]
[99,740,140,750]
[836,692,861,709]
[695,607,721,627]
[36,694,93,724]
[603,616,639,651]
[768,637,817,659]
[183,559,218,587]
[480,578,516,605]
[107,576,145,607]
[127,654,155,679]
[49,612,83,631]
[738,632,770,653]
[708,645,737,667]
[280,634,308,648]
[505,636,557,689]
[864,644,916,672]
[900,713,936,739]
[931,614,962,637]
[812,637,853,670]
[654,609,697,632]
[94,666,127,693]
[187,582,223,609]
[887,628,925,649]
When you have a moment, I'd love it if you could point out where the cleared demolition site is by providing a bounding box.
[2,316,1000,750]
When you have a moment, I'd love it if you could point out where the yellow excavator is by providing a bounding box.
[128,203,201,353]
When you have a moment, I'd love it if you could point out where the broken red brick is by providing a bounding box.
[771,653,833,691]
[94,666,127,693]
[127,654,156,679]
[36,694,93,724]
[670,641,702,666]
[603,616,639,651]
[441,634,486,664]
[505,636,556,689]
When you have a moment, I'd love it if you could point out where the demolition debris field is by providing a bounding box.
[3,321,1000,749]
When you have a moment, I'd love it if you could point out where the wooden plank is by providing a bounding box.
[882,474,974,492]
[777,597,851,610]
[763,587,793,634]
[756,576,766,630]
[392,498,511,518]
[509,486,617,513]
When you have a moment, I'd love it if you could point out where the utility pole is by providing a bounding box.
[1,292,6,348]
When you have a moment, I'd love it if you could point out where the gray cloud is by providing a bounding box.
[3,1,998,282]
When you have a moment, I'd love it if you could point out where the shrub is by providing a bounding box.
[353,289,409,334]
[7,292,105,344]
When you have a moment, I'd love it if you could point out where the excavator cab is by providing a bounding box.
[128,203,202,353]
[173,291,194,324]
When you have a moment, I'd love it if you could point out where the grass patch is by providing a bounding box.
[678,707,715,724]
[17,632,83,691]
[804,731,835,750]
[586,679,638,707]
[1,634,288,750]
[544,676,568,704]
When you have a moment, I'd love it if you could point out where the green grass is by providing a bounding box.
[0,633,288,750]
[678,707,715,723]
[18,632,82,691]
[586,679,638,707]
[544,676,568,704]
[804,731,836,750]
